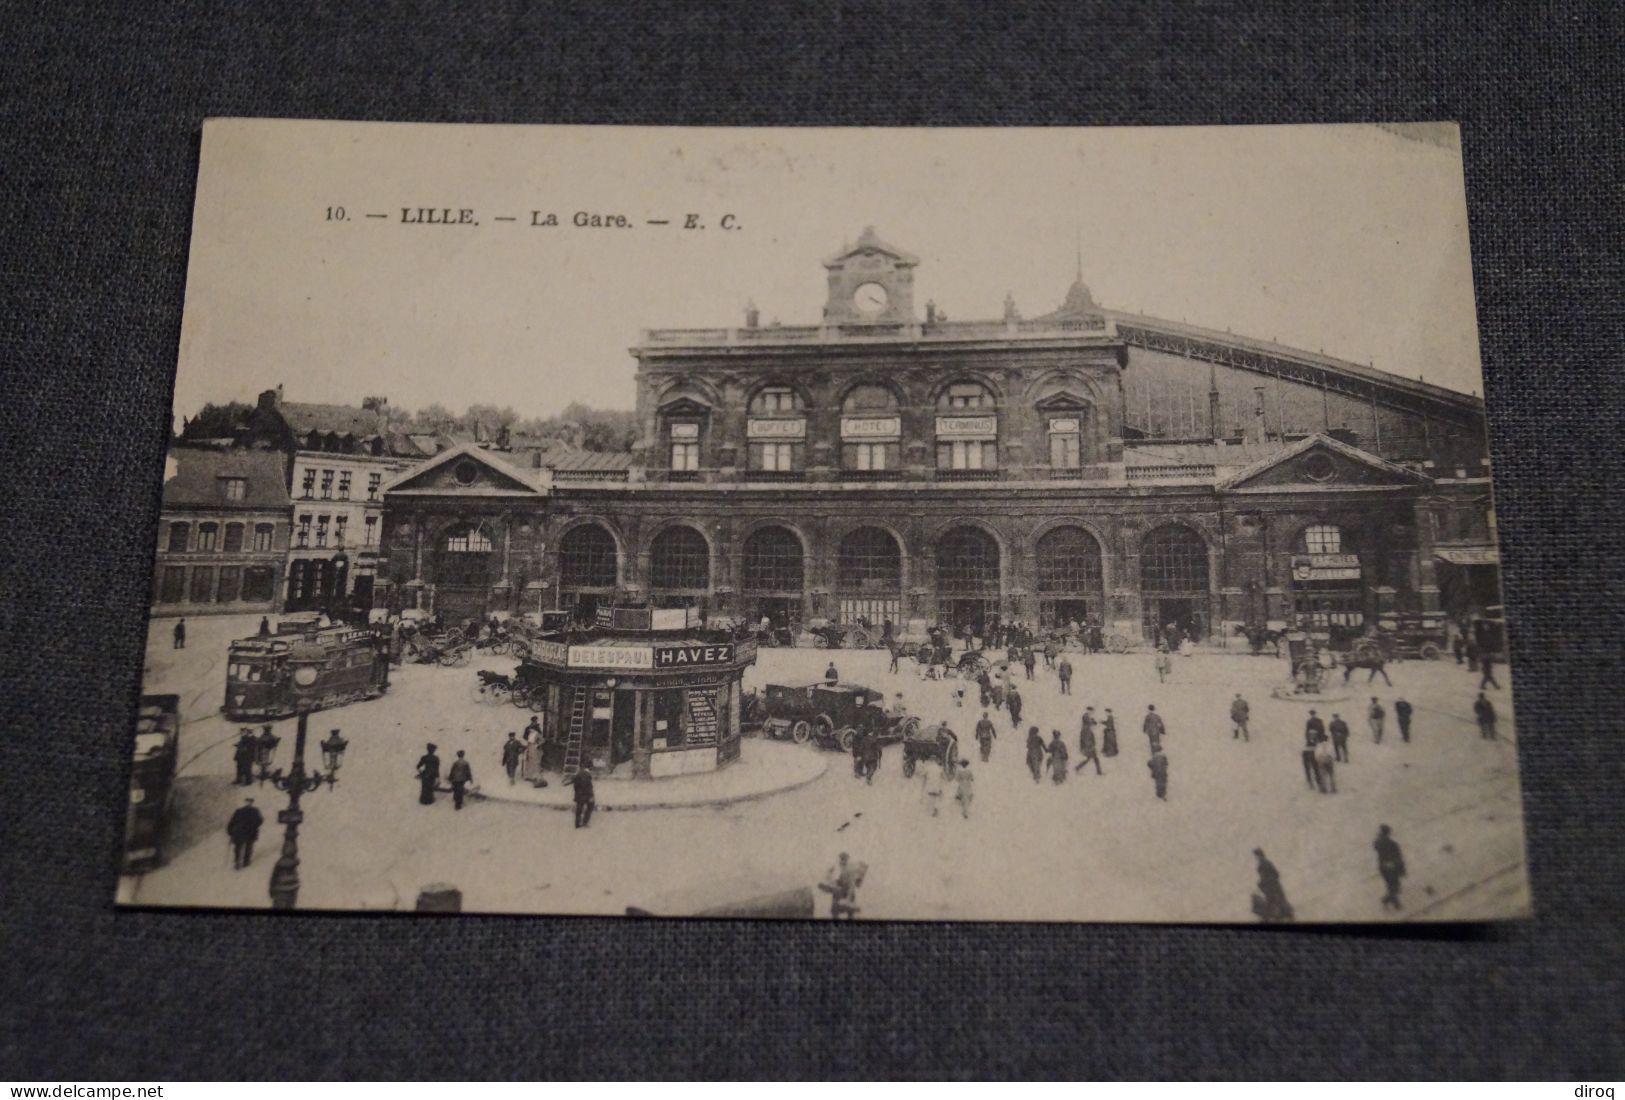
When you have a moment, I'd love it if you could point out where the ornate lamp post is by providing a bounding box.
[260,666,347,910]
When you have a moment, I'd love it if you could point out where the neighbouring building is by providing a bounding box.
[241,388,437,613]
[152,447,291,616]
[380,227,1501,641]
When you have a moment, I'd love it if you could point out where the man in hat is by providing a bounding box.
[1057,654,1074,695]
[1394,697,1414,743]
[974,710,997,762]
[226,797,264,870]
[822,852,862,919]
[1074,709,1103,775]
[1230,694,1250,741]
[1025,726,1046,783]
[1374,825,1407,910]
[824,661,839,685]
[1006,683,1024,729]
[1143,704,1166,754]
[500,732,523,786]
[416,743,440,805]
[233,729,257,786]
[954,761,975,819]
[572,765,596,828]
[1329,713,1351,763]
[172,617,186,649]
[1368,697,1386,743]
[1252,848,1294,922]
[448,750,473,810]
[1147,748,1169,801]
[1474,692,1498,740]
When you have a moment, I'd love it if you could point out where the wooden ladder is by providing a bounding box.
[561,686,589,778]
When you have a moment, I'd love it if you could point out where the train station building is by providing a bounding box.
[379,228,1500,642]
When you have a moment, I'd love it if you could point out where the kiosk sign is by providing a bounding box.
[567,645,654,670]
[654,643,735,668]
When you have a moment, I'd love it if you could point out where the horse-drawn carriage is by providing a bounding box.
[803,619,885,650]
[900,721,960,779]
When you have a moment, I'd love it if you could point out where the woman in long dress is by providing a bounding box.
[520,726,543,785]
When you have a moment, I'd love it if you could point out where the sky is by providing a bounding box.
[174,121,1485,425]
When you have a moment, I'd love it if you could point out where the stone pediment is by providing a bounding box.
[658,396,713,417]
[384,442,545,496]
[1218,434,1430,493]
[1034,389,1093,412]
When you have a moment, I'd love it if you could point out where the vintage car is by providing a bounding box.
[758,681,915,752]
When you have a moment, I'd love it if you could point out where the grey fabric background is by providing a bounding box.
[2,0,1622,1080]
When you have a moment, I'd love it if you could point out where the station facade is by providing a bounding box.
[380,228,1501,642]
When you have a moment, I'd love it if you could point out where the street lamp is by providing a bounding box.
[261,665,348,910]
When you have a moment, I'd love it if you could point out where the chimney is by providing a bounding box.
[744,300,759,328]
[1245,386,1267,445]
[1208,364,1221,442]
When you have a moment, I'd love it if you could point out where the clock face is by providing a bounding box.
[853,282,889,315]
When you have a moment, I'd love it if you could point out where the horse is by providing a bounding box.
[1340,651,1393,685]
[1233,623,1284,657]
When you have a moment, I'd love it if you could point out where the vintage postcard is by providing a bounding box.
[121,120,1526,921]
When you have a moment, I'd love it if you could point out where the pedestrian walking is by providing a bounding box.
[1023,648,1037,681]
[862,729,883,784]
[1154,645,1172,684]
[1464,635,1479,672]
[974,711,997,762]
[976,669,992,707]
[1305,710,1326,746]
[850,726,867,779]
[1057,656,1073,695]
[888,644,900,674]
[824,661,839,685]
[172,617,186,649]
[1474,692,1497,740]
[1047,730,1069,784]
[1479,652,1502,690]
[1301,738,1321,791]
[1374,824,1407,910]
[1452,632,1465,665]
[1142,705,1166,754]
[1329,713,1350,763]
[448,751,473,810]
[1101,709,1119,757]
[1252,848,1295,922]
[822,852,862,919]
[1043,638,1059,670]
[233,729,257,786]
[1006,684,1024,729]
[1025,726,1045,783]
[1368,697,1385,743]
[954,763,975,819]
[572,766,595,828]
[1074,708,1103,775]
[415,743,440,805]
[226,797,264,870]
[1395,698,1413,742]
[1230,694,1250,741]
[1148,749,1169,800]
[257,616,271,637]
[501,732,523,785]
[1314,739,1336,793]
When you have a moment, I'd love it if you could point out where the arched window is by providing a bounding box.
[840,385,901,472]
[166,522,189,553]
[936,381,998,472]
[1301,524,1343,555]
[1141,524,1210,640]
[1036,526,1104,627]
[196,522,219,551]
[747,387,806,474]
[650,526,710,591]
[742,527,804,593]
[438,523,494,586]
[935,527,1000,594]
[559,524,618,589]
[253,523,275,552]
[749,386,803,415]
[836,526,902,624]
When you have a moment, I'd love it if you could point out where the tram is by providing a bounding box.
[224,622,390,721]
[123,694,180,872]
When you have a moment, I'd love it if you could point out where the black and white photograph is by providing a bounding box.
[122,119,1526,922]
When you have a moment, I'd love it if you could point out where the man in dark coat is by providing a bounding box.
[1479,652,1502,691]
[1147,750,1169,800]
[1074,709,1102,775]
[974,711,997,762]
[1087,623,1104,654]
[1328,713,1351,763]
[976,669,992,707]
[1006,684,1023,729]
[1101,709,1119,756]
[257,616,271,637]
[824,661,839,684]
[233,730,257,786]
[1024,726,1046,783]
[850,726,867,779]
[1230,694,1250,741]
[501,732,523,786]
[1057,656,1073,695]
[1395,698,1413,742]
[172,618,186,649]
[1368,697,1386,743]
[1301,714,1324,790]
[1142,705,1166,754]
[1474,692,1497,740]
[861,729,883,783]
[226,798,264,870]
[1374,824,1406,910]
[448,750,473,810]
[416,743,440,805]
[1304,710,1327,745]
[1252,848,1294,922]
[1022,648,1037,681]
[572,766,596,828]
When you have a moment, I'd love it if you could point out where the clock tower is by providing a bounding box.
[822,226,917,326]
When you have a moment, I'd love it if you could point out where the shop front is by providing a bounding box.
[517,615,756,780]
